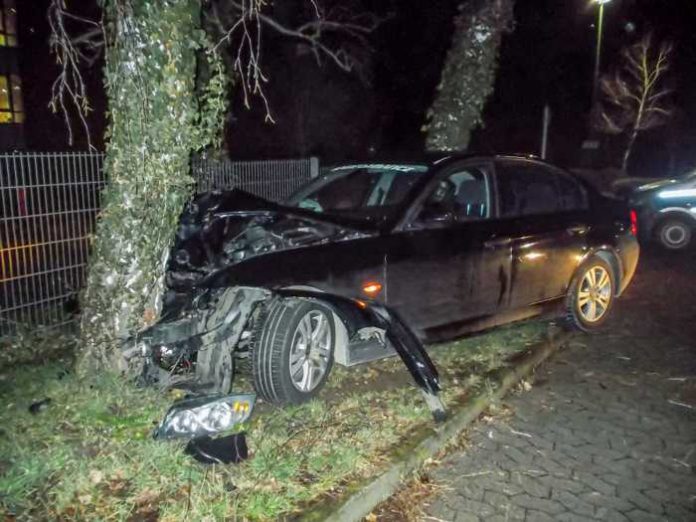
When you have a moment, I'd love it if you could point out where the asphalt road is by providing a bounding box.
[425,246,696,522]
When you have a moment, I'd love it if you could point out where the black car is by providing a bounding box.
[627,170,696,250]
[134,154,639,419]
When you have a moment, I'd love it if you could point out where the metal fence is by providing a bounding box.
[193,156,318,200]
[1,153,316,337]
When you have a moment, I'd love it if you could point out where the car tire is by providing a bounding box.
[565,257,615,332]
[656,218,693,250]
[251,298,335,405]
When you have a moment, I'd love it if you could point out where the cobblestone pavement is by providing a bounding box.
[425,249,696,522]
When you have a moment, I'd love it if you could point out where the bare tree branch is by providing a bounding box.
[209,0,384,122]
[47,0,103,149]
[595,33,673,171]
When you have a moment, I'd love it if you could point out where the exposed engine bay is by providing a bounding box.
[164,191,370,296]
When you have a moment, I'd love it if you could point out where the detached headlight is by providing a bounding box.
[154,394,255,439]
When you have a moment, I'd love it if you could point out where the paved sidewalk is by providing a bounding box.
[425,250,696,522]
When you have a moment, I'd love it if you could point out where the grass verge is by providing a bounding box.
[1,320,547,520]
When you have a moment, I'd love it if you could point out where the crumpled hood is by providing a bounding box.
[165,190,372,293]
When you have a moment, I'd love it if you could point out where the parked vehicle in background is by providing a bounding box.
[627,170,696,250]
[134,154,640,418]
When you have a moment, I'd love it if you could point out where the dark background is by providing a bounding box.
[16,0,696,175]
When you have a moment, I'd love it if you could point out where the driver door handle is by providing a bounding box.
[484,236,511,249]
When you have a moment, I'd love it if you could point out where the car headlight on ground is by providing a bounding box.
[154,394,255,439]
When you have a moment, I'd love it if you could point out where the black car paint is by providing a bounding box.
[136,155,639,420]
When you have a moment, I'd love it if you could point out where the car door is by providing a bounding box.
[385,160,510,333]
[493,159,590,309]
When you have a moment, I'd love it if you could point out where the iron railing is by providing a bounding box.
[0,153,317,337]
[193,156,318,200]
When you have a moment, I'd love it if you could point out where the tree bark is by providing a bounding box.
[79,0,225,373]
[424,0,514,152]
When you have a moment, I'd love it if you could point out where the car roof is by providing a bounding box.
[328,153,560,170]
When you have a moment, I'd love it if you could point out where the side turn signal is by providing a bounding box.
[361,281,382,297]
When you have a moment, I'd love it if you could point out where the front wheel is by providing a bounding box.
[565,257,615,332]
[252,299,335,405]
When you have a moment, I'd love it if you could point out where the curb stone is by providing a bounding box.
[299,329,570,522]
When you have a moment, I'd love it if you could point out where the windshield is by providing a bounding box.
[286,164,429,222]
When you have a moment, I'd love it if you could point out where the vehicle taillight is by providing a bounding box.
[629,209,638,236]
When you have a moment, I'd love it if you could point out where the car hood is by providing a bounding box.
[634,178,682,193]
[165,190,374,292]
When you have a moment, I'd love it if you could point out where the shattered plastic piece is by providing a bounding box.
[28,398,52,414]
[184,433,248,464]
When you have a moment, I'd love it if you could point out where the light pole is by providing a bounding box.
[591,0,612,109]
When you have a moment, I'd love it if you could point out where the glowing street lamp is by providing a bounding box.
[592,0,611,107]
[591,0,613,108]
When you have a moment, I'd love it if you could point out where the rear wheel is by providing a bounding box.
[252,299,335,404]
[565,257,615,332]
[656,218,692,250]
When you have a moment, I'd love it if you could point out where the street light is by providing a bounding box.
[591,0,613,108]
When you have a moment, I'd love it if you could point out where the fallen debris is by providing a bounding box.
[184,433,248,464]
[28,398,51,414]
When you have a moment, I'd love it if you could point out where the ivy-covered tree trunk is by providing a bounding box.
[424,0,514,151]
[80,0,226,373]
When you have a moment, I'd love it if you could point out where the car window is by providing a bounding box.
[286,164,428,219]
[556,171,588,211]
[417,165,491,223]
[497,162,586,217]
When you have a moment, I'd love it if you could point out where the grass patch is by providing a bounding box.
[0,320,547,520]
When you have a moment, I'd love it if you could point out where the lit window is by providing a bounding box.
[0,0,17,47]
[0,74,23,124]
[0,75,10,110]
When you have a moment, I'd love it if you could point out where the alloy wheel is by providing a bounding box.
[577,266,612,323]
[288,310,332,392]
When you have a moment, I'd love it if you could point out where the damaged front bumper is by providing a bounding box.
[129,286,446,422]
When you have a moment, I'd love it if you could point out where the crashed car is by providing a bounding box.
[132,154,639,422]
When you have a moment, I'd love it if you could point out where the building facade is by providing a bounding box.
[0,0,24,150]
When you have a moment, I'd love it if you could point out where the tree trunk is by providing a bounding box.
[424,0,514,151]
[622,127,639,173]
[79,0,225,373]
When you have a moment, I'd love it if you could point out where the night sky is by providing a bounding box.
[16,0,696,175]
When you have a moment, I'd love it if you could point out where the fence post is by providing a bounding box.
[310,157,319,178]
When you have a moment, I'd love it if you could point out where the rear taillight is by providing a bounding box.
[629,209,638,236]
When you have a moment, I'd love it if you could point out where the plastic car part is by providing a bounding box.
[154,394,255,439]
[185,433,248,464]
[130,286,270,394]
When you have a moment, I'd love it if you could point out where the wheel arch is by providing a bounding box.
[654,207,696,227]
[276,286,360,366]
[578,247,624,297]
